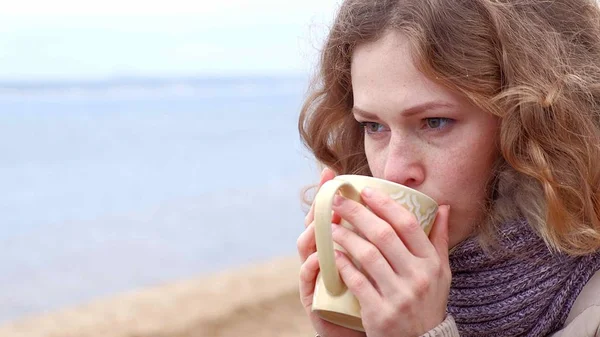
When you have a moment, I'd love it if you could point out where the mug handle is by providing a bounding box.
[314,179,362,296]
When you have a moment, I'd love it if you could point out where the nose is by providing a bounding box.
[382,136,425,189]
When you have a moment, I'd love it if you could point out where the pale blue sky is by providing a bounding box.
[0,0,340,80]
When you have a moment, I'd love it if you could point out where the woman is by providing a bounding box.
[296,0,600,336]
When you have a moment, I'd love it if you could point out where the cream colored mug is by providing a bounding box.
[311,175,439,331]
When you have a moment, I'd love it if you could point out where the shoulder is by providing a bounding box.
[566,269,600,324]
[551,270,600,337]
[550,306,600,337]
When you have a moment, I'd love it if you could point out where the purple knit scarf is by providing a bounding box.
[447,219,600,337]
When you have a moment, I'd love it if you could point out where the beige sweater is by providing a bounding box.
[423,270,600,337]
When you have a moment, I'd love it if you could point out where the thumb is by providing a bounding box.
[429,205,451,264]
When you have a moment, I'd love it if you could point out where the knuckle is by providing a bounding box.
[429,257,450,279]
[299,265,313,283]
[296,229,314,259]
[345,202,363,219]
[358,246,381,265]
[393,293,415,315]
[373,227,397,246]
[377,196,395,209]
[299,254,318,282]
[402,215,421,232]
[296,232,307,251]
[301,296,313,311]
[412,273,431,297]
[377,306,401,329]
[441,265,452,283]
[299,264,311,282]
[334,224,350,240]
[345,272,368,291]
[445,265,453,279]
[428,259,442,275]
[304,210,315,227]
[296,233,304,249]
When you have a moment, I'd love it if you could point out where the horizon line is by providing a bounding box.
[0,71,315,86]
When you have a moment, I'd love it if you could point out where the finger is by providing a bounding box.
[297,222,316,262]
[299,251,320,307]
[306,206,341,227]
[428,205,451,265]
[332,195,410,269]
[305,203,314,228]
[305,167,338,227]
[361,187,435,258]
[332,223,398,295]
[320,168,341,225]
[334,250,381,304]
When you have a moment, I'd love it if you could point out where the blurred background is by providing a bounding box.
[0,0,340,329]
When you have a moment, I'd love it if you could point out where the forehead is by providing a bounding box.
[350,30,463,114]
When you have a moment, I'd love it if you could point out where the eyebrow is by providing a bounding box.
[352,101,456,119]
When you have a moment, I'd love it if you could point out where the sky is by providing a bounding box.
[0,0,341,81]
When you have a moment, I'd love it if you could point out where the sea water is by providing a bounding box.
[0,76,319,323]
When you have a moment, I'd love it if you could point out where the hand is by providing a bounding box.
[330,187,452,337]
[297,167,366,337]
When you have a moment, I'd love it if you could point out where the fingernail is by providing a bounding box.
[333,194,343,206]
[362,187,373,197]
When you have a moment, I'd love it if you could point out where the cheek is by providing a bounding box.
[456,154,498,205]
[431,137,498,201]
[364,141,385,177]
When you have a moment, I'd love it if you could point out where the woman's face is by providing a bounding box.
[351,30,500,248]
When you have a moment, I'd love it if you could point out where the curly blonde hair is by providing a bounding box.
[298,0,600,255]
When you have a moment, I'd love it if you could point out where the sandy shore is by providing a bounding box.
[0,257,314,337]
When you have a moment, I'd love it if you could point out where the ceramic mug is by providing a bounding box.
[311,174,439,331]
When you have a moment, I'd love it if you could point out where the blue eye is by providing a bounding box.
[425,118,452,129]
[360,122,387,134]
